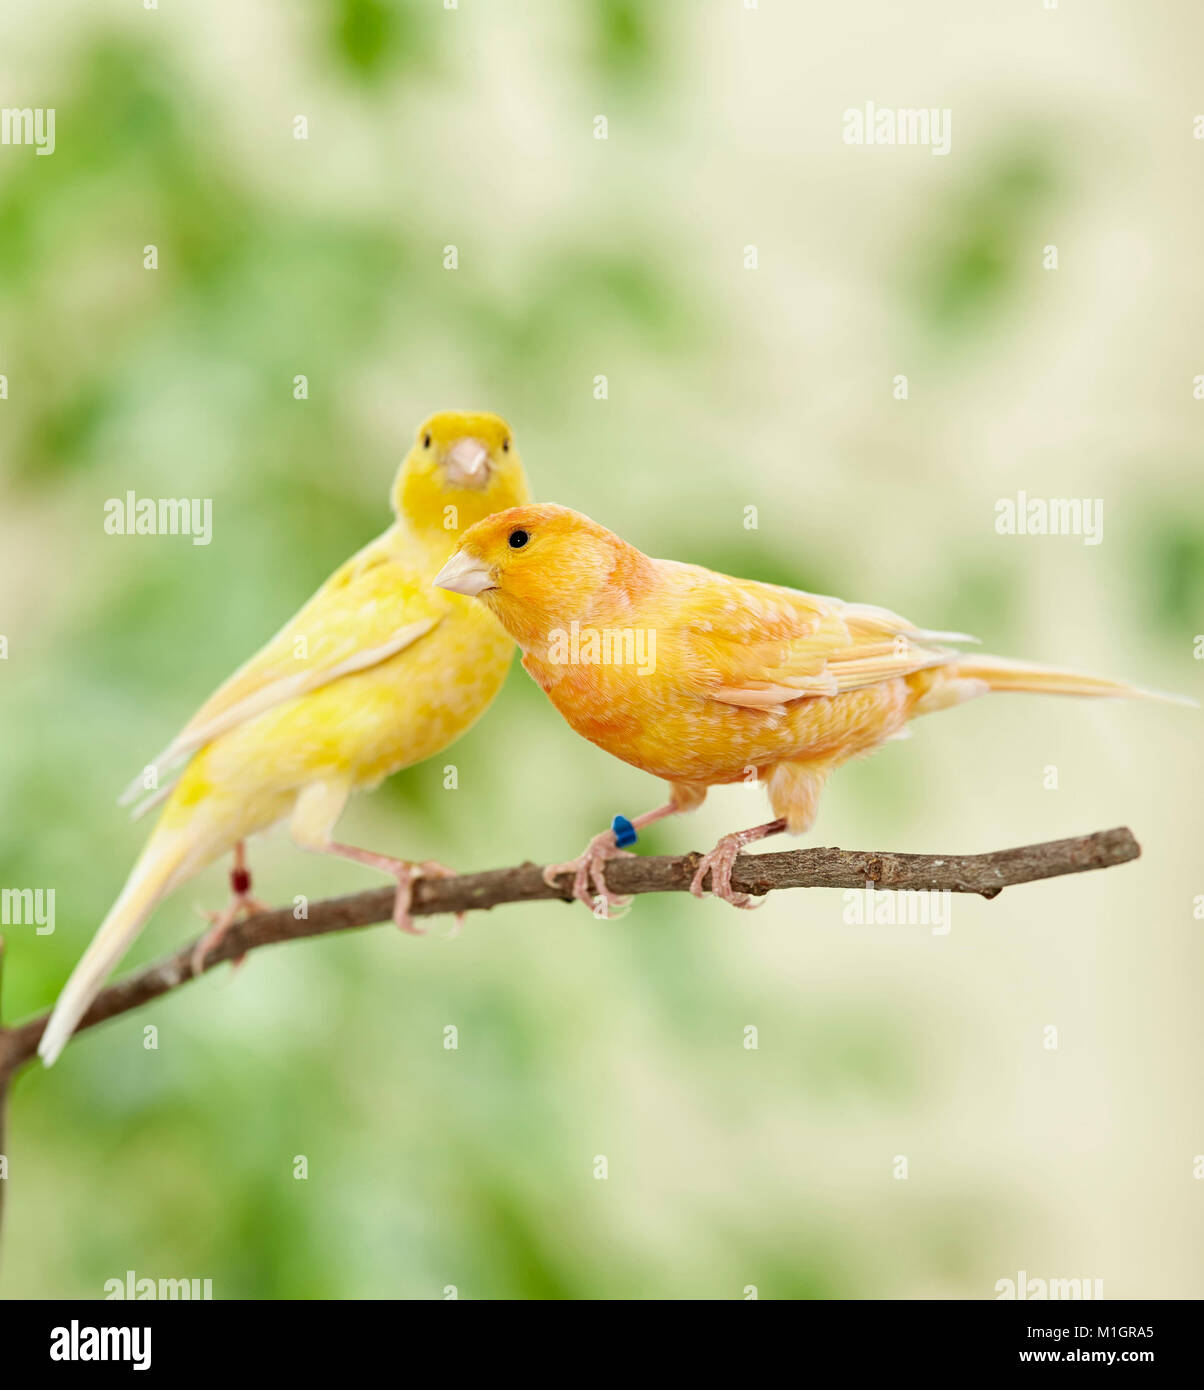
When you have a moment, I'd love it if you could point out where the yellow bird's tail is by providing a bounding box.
[38,829,197,1067]
[914,653,1197,715]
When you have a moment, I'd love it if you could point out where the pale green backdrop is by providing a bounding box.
[0,0,1201,1298]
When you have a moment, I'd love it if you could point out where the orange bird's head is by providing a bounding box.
[433,503,651,648]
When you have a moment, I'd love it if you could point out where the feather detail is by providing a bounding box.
[119,614,439,805]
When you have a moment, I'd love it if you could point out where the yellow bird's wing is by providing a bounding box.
[661,564,977,709]
[120,534,443,810]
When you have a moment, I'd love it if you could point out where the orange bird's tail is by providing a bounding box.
[914,653,1197,715]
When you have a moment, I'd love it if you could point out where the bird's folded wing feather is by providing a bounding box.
[673,571,977,709]
[120,538,443,808]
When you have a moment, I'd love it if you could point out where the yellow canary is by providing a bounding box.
[435,503,1194,913]
[39,411,531,1066]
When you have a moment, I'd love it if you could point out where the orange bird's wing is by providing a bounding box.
[660,563,977,710]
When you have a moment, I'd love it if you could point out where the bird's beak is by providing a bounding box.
[434,549,495,596]
[443,437,491,489]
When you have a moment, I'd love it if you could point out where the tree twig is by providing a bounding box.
[0,826,1139,1078]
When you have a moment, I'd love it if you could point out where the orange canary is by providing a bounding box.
[435,503,1194,914]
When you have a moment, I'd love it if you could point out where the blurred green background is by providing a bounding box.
[1,0,1202,1299]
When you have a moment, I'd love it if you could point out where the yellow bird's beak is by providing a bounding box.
[434,549,495,596]
[443,437,491,489]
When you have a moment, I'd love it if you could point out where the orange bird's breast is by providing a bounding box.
[524,649,920,786]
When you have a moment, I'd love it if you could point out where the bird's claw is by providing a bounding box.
[190,893,270,977]
[393,859,466,936]
[689,835,766,910]
[543,831,634,919]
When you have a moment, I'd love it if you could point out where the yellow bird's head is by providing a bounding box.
[394,410,532,538]
[433,503,650,648]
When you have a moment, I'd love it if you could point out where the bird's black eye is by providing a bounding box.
[508,528,529,549]
[423,433,431,448]
[502,438,510,452]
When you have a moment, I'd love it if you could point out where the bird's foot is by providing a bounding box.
[391,858,466,936]
[690,830,772,910]
[542,830,634,918]
[317,842,466,936]
[191,891,271,977]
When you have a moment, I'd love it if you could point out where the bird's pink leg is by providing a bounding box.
[543,802,679,917]
[690,818,788,910]
[191,842,272,976]
[316,843,463,936]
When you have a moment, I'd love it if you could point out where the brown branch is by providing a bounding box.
[0,826,1139,1079]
